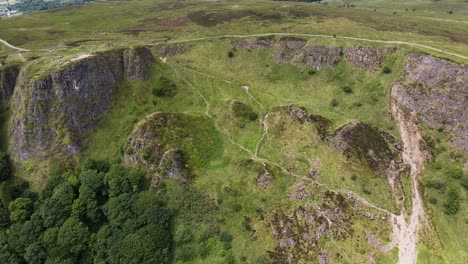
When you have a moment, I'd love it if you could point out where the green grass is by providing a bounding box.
[0,0,466,262]
[0,0,466,63]
[75,39,409,261]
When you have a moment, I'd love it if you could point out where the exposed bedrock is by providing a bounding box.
[392,54,468,153]
[233,37,394,71]
[10,47,154,162]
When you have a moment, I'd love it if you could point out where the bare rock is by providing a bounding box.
[295,46,343,70]
[10,50,124,161]
[158,148,190,180]
[158,44,192,57]
[345,47,394,71]
[123,47,155,80]
[256,163,273,188]
[393,54,468,152]
[231,37,275,49]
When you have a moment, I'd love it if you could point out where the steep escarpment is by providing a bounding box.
[233,37,394,71]
[392,54,468,153]
[10,47,154,162]
[0,65,20,111]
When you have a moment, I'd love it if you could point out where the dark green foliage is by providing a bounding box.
[443,188,461,215]
[351,174,358,181]
[382,66,392,74]
[106,164,143,197]
[308,68,317,75]
[230,100,258,122]
[54,217,89,261]
[460,175,468,190]
[342,85,353,94]
[330,98,339,107]
[424,179,445,190]
[228,50,235,58]
[219,231,233,243]
[0,152,11,181]
[0,160,172,263]
[447,166,463,179]
[0,202,9,227]
[428,197,438,205]
[40,182,75,227]
[152,77,177,97]
[81,159,110,173]
[8,198,33,223]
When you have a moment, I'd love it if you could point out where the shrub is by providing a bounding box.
[248,112,258,121]
[308,69,317,75]
[424,179,445,190]
[460,175,468,190]
[152,77,177,97]
[330,99,339,107]
[447,166,463,179]
[351,175,358,181]
[219,231,233,243]
[428,197,437,205]
[382,66,392,74]
[343,86,353,94]
[443,188,461,215]
[228,50,235,58]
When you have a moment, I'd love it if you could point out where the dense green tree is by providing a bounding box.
[81,159,110,173]
[0,202,10,226]
[0,161,173,263]
[0,230,22,264]
[8,198,33,223]
[80,169,105,193]
[55,217,89,260]
[106,165,142,197]
[40,182,75,227]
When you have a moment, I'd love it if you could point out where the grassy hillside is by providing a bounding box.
[0,0,466,263]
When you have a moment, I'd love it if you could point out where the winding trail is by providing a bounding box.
[0,38,30,51]
[169,51,428,263]
[160,33,468,61]
[390,84,428,264]
[170,62,394,218]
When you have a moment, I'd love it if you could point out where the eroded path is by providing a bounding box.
[168,57,433,263]
[0,38,30,51]
[390,84,428,264]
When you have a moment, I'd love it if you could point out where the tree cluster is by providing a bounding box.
[0,160,172,264]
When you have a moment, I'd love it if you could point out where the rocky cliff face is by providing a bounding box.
[0,65,20,111]
[10,47,154,161]
[123,47,155,80]
[391,54,468,153]
[232,37,393,71]
[344,47,395,71]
